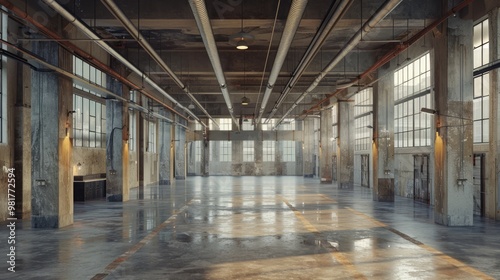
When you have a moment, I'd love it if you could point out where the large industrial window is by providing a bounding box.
[73,56,107,96]
[277,118,295,130]
[282,141,295,162]
[394,53,432,148]
[241,120,254,130]
[263,141,275,161]
[219,141,232,161]
[354,88,373,151]
[262,119,276,131]
[473,18,489,143]
[0,12,6,144]
[128,91,137,151]
[243,141,254,162]
[210,118,232,131]
[73,94,106,148]
[147,121,156,153]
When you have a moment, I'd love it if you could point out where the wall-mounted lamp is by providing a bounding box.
[420,108,437,115]
[76,162,82,170]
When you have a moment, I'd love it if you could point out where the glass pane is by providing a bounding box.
[474,76,482,97]
[483,96,489,118]
[483,119,489,142]
[473,48,481,69]
[473,99,481,120]
[473,23,482,48]
[473,121,481,143]
[483,43,490,65]
[482,19,489,44]
[483,73,490,96]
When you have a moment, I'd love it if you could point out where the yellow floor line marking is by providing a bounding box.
[91,201,193,280]
[279,196,367,280]
[346,207,494,280]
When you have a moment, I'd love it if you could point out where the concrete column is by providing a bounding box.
[433,7,474,226]
[337,100,354,188]
[488,8,500,220]
[319,100,333,183]
[254,123,263,176]
[106,72,129,202]
[174,117,186,179]
[295,120,304,175]
[202,120,209,176]
[158,109,172,184]
[232,122,242,175]
[373,74,395,201]
[303,118,315,177]
[31,40,73,228]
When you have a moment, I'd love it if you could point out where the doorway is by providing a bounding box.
[473,154,485,216]
[413,154,430,204]
[361,154,370,187]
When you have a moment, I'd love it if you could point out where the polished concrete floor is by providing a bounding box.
[1,176,499,279]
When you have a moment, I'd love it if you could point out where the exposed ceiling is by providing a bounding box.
[16,0,443,126]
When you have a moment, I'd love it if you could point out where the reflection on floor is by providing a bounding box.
[3,176,499,279]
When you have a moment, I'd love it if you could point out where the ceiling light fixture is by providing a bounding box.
[229,0,253,50]
[236,39,249,50]
[241,96,250,106]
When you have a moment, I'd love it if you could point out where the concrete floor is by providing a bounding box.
[2,176,499,279]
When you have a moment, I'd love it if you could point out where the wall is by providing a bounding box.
[72,147,106,176]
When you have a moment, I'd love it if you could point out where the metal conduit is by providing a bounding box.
[254,0,308,125]
[100,0,218,128]
[0,0,190,122]
[42,0,204,126]
[265,0,354,122]
[273,0,402,129]
[188,0,239,129]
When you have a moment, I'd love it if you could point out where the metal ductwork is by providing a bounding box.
[265,0,354,122]
[188,0,239,130]
[100,0,218,128]
[42,0,205,127]
[274,0,402,129]
[254,0,308,125]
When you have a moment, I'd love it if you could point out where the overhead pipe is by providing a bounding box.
[0,0,193,123]
[264,0,354,122]
[42,0,204,126]
[273,0,402,129]
[100,0,218,128]
[188,0,239,130]
[254,0,308,124]
[300,0,475,118]
[1,39,190,131]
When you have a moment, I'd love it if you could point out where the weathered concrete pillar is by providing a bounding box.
[319,100,333,183]
[202,121,209,176]
[232,121,242,175]
[337,100,354,188]
[254,123,263,176]
[303,118,315,177]
[31,40,73,228]
[373,74,395,201]
[158,109,172,184]
[295,120,303,175]
[106,71,129,202]
[174,117,186,179]
[488,8,500,220]
[433,6,473,226]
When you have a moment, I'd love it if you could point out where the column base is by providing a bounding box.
[159,179,171,185]
[339,182,353,189]
[107,194,123,202]
[303,174,314,178]
[435,213,473,226]
[175,176,186,180]
[32,215,58,228]
[374,178,394,202]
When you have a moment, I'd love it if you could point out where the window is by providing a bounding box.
[262,119,276,131]
[394,53,432,148]
[243,141,254,162]
[73,56,107,96]
[73,95,106,148]
[0,11,6,143]
[277,118,295,130]
[147,121,156,153]
[263,141,275,162]
[354,88,373,151]
[128,91,137,151]
[219,141,232,161]
[194,122,203,131]
[282,141,295,162]
[195,141,202,162]
[473,19,490,143]
[241,120,254,131]
[210,118,232,130]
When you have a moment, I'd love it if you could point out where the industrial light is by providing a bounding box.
[421,107,437,114]
[241,96,250,106]
[236,39,249,50]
